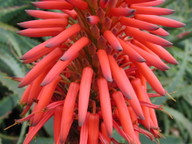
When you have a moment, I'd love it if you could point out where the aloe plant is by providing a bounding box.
[0,0,191,144]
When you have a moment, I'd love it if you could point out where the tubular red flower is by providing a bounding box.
[97,49,112,82]
[135,14,185,28]
[19,48,63,87]
[25,10,68,19]
[45,24,81,48]
[128,42,170,70]
[109,8,135,17]
[54,106,63,143]
[120,17,159,31]
[60,37,90,60]
[97,78,113,137]
[31,76,61,125]
[118,38,145,62]
[17,27,64,37]
[135,62,167,95]
[80,113,89,144]
[60,82,79,143]
[112,91,136,143]
[131,6,175,15]
[18,19,68,28]
[88,113,99,144]
[32,1,73,10]
[125,27,173,47]
[78,67,93,126]
[103,30,123,51]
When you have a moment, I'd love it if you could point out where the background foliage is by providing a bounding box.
[0,0,191,144]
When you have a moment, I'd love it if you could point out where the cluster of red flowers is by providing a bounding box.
[16,0,184,143]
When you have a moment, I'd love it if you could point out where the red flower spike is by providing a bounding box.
[45,24,81,48]
[60,37,90,61]
[30,76,61,125]
[112,91,136,143]
[16,0,183,143]
[78,67,94,126]
[120,17,159,31]
[131,78,151,129]
[136,15,185,28]
[25,10,68,19]
[19,48,63,87]
[17,27,64,37]
[132,0,165,6]
[97,78,113,137]
[103,30,123,51]
[132,6,175,15]
[23,110,54,144]
[62,9,77,19]
[27,71,46,104]
[46,101,64,111]
[128,42,170,71]
[127,106,138,124]
[21,38,53,60]
[60,82,79,143]
[149,108,159,129]
[97,49,112,82]
[41,57,76,86]
[32,1,73,10]
[109,8,135,17]
[135,62,167,96]
[108,55,131,99]
[19,85,31,105]
[88,113,99,144]
[54,106,63,143]
[18,19,68,28]
[125,27,173,47]
[120,68,144,119]
[22,49,53,64]
[118,38,146,62]
[141,41,178,64]
[80,113,89,144]
[148,27,170,36]
[15,113,35,124]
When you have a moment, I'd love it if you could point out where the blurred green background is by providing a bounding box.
[0,0,192,144]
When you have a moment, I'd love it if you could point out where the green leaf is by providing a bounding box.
[140,134,182,144]
[0,72,23,96]
[2,29,22,57]
[0,94,18,116]
[0,22,18,32]
[0,5,30,23]
[0,49,24,77]
[44,117,54,137]
[163,106,192,138]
